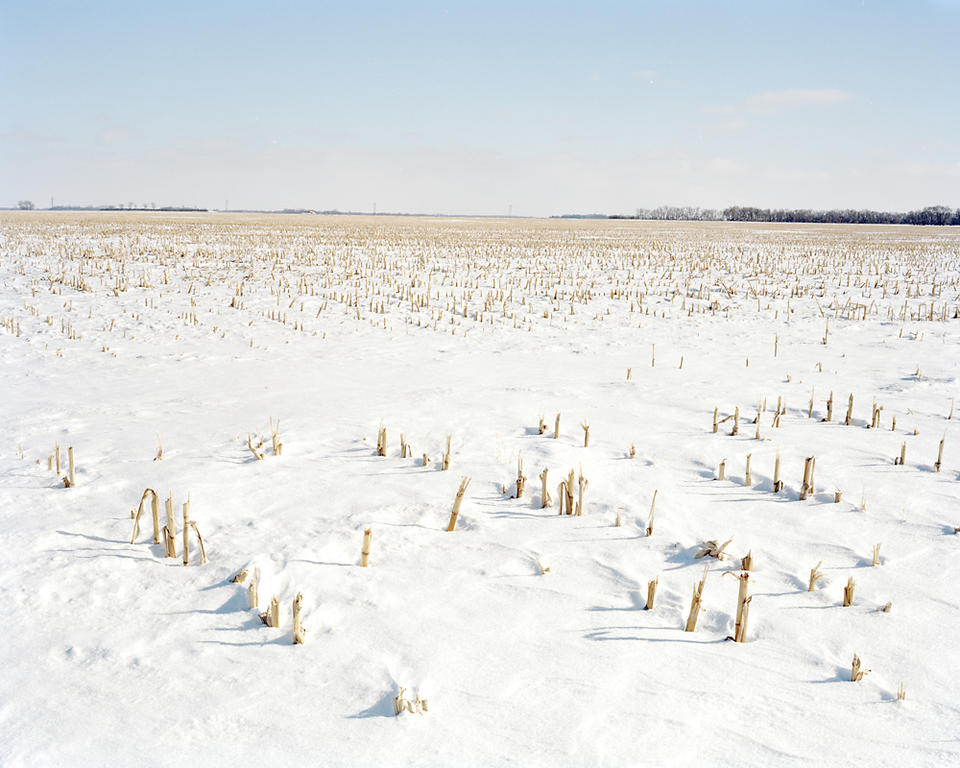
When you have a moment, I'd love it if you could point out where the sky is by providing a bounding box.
[1,0,958,216]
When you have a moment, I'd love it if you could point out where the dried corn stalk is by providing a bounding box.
[154,433,163,461]
[684,567,708,632]
[575,468,588,516]
[247,434,265,460]
[516,454,527,498]
[646,577,658,610]
[744,453,752,486]
[260,595,280,627]
[843,576,856,607]
[539,467,552,508]
[292,593,306,644]
[717,460,726,481]
[393,687,428,716]
[894,441,906,465]
[871,543,881,567]
[581,422,590,448]
[163,494,177,558]
[376,425,387,457]
[446,477,470,531]
[695,538,733,560]
[773,450,783,492]
[130,488,161,544]
[442,434,452,470]
[808,561,824,592]
[270,417,282,456]
[361,527,372,567]
[935,436,945,472]
[851,653,867,682]
[554,412,561,440]
[646,490,657,536]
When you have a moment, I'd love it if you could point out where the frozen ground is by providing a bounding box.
[1,213,959,766]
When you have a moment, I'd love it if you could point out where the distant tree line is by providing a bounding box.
[721,205,959,225]
[606,204,959,225]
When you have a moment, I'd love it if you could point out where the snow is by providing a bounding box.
[1,213,959,766]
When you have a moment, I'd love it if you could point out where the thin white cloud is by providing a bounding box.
[749,89,853,111]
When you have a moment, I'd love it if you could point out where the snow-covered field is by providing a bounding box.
[2,212,959,767]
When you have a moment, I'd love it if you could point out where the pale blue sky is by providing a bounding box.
[2,0,957,215]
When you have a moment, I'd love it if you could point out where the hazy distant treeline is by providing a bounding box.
[605,204,960,225]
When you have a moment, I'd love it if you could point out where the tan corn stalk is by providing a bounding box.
[442,434,452,470]
[293,593,306,644]
[773,450,783,492]
[164,493,177,558]
[581,422,590,447]
[64,446,76,487]
[731,406,740,436]
[851,653,867,682]
[361,527,372,567]
[554,412,561,440]
[446,477,470,531]
[646,490,657,536]
[894,441,906,465]
[270,417,282,456]
[843,576,856,607]
[154,433,163,461]
[741,550,753,571]
[695,538,733,560]
[516,454,527,498]
[845,393,854,426]
[575,468,588,516]
[538,414,547,435]
[182,498,191,566]
[247,434,265,460]
[645,577,658,610]
[539,467,551,508]
[260,595,280,627]
[717,459,726,481]
[935,436,944,472]
[871,543,881,567]
[684,567,708,632]
[130,488,161,544]
[744,453,752,486]
[808,561,824,592]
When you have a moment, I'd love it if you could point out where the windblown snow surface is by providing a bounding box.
[1,213,959,767]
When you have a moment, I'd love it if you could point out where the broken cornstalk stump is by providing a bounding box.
[684,567,708,632]
[843,576,856,607]
[646,577,658,610]
[808,561,824,592]
[539,467,552,508]
[446,477,471,531]
[851,653,867,682]
[646,490,657,536]
[361,527,372,567]
[292,593,306,644]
